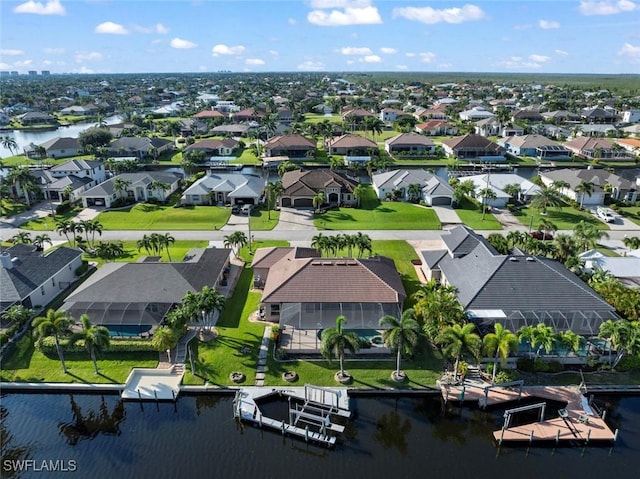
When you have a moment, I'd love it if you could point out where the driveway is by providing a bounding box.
[431,205,462,226]
[73,206,104,222]
[221,212,248,231]
[274,207,317,231]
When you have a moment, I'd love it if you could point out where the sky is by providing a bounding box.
[0,0,639,74]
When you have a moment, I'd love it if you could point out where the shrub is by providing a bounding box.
[37,336,156,355]
[56,201,72,214]
[616,355,640,372]
[75,261,89,276]
[517,357,535,372]
[495,369,521,383]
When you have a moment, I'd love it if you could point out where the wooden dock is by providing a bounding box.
[441,383,617,445]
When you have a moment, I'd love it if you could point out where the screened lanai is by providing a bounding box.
[278,302,402,331]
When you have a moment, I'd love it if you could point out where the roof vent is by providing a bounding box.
[509,257,518,262]
[526,257,535,262]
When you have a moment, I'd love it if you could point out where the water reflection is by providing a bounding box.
[0,405,31,479]
[372,409,412,455]
[58,394,125,446]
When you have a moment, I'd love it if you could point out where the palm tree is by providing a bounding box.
[265,180,284,220]
[180,158,197,179]
[2,305,32,328]
[530,187,562,214]
[148,180,170,202]
[478,187,497,220]
[550,180,570,192]
[551,233,577,264]
[354,232,372,258]
[71,314,110,374]
[407,183,422,203]
[277,160,296,177]
[312,191,325,213]
[503,183,522,203]
[11,231,32,244]
[557,330,585,357]
[56,219,76,246]
[437,323,481,382]
[537,217,557,238]
[311,232,329,256]
[113,178,132,199]
[573,220,609,251]
[380,309,420,380]
[1,136,18,156]
[353,184,368,208]
[32,233,52,251]
[197,286,226,329]
[574,180,595,209]
[81,219,103,247]
[519,323,555,358]
[159,232,175,261]
[151,326,178,362]
[482,323,518,383]
[223,231,248,257]
[32,309,73,373]
[623,236,640,251]
[137,234,153,255]
[320,315,361,380]
[599,319,640,367]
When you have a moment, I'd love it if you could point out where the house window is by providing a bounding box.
[41,286,45,295]
[51,278,55,286]
[270,304,280,316]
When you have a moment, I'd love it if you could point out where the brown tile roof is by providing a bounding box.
[416,120,452,130]
[386,133,434,146]
[564,137,613,151]
[442,134,504,152]
[193,110,225,119]
[185,138,238,151]
[281,169,358,195]
[252,247,319,270]
[264,134,316,149]
[328,134,377,149]
[262,254,406,304]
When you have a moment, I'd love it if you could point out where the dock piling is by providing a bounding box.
[556,429,560,444]
[586,429,591,444]
[614,429,619,442]
[305,426,309,443]
[530,430,534,444]
[601,410,607,421]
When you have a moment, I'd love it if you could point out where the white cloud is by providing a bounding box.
[288,18,297,25]
[555,49,569,56]
[497,56,544,69]
[309,1,373,8]
[246,58,265,65]
[95,21,129,35]
[155,23,169,34]
[529,54,551,62]
[578,0,637,15]
[392,4,486,24]
[418,52,436,63]
[297,60,325,71]
[0,49,24,56]
[269,50,279,57]
[75,51,104,62]
[170,38,197,49]
[307,6,382,26]
[513,24,532,30]
[211,44,245,56]
[360,55,381,63]
[338,47,372,55]
[380,47,397,54]
[14,0,65,15]
[395,64,408,70]
[43,47,64,54]
[618,43,640,62]
[75,66,95,74]
[134,23,170,34]
[539,19,560,29]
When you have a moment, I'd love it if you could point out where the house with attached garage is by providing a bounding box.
[563,137,635,161]
[441,134,505,161]
[384,133,436,156]
[372,169,453,205]
[39,137,82,159]
[540,168,638,205]
[108,137,174,160]
[415,120,458,136]
[263,134,316,158]
[279,169,358,208]
[0,244,83,316]
[181,173,266,206]
[498,134,572,160]
[184,138,239,157]
[419,226,618,340]
[80,171,180,208]
[326,134,377,156]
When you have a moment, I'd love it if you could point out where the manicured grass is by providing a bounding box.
[234,148,260,165]
[303,113,342,124]
[1,198,29,217]
[370,240,422,307]
[96,203,232,230]
[249,205,279,231]
[182,266,266,386]
[0,335,158,383]
[84,240,209,267]
[596,247,620,257]
[21,207,82,230]
[314,186,441,230]
[619,206,640,226]
[514,205,609,231]
[454,197,502,230]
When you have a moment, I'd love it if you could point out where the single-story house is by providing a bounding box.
[61,248,232,333]
[563,137,635,161]
[462,173,542,205]
[192,109,226,120]
[19,111,57,125]
[540,168,638,205]
[259,249,406,338]
[384,133,436,156]
[184,138,239,157]
[372,169,453,205]
[108,137,174,159]
[80,171,181,208]
[542,110,581,123]
[581,107,617,124]
[498,135,572,160]
[459,108,495,122]
[263,134,316,158]
[415,120,458,136]
[252,247,321,289]
[420,226,618,338]
[327,134,378,156]
[280,169,358,208]
[441,134,506,161]
[181,173,266,206]
[1,244,83,315]
[579,250,640,289]
[210,124,251,136]
[39,137,81,159]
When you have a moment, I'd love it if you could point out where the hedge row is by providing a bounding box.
[38,336,157,355]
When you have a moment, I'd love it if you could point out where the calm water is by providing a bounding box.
[1,392,638,479]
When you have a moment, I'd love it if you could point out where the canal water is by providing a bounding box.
[1,393,638,479]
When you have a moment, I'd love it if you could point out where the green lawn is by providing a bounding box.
[21,206,82,231]
[454,198,502,230]
[370,240,422,307]
[84,240,209,267]
[1,198,29,217]
[514,205,609,231]
[0,335,158,383]
[96,203,232,230]
[620,206,640,226]
[314,186,441,230]
[249,204,279,231]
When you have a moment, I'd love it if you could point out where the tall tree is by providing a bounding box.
[530,187,562,214]
[320,315,361,380]
[482,323,518,383]
[32,309,73,374]
[574,180,595,209]
[437,323,481,381]
[265,180,284,220]
[71,314,110,374]
[478,187,497,220]
[380,308,420,380]
[573,220,609,251]
[1,136,18,156]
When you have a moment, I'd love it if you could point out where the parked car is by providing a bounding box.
[231,205,240,214]
[241,204,252,215]
[530,231,553,240]
[596,206,615,223]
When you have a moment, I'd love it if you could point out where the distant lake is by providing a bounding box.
[1,392,638,479]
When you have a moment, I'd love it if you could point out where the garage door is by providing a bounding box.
[236,198,255,205]
[293,197,313,207]
[430,196,452,206]
[281,197,291,207]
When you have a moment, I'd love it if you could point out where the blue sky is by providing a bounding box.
[1,0,639,74]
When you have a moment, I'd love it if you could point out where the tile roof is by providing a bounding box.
[183,173,265,198]
[328,134,377,149]
[40,137,80,150]
[385,133,434,147]
[50,159,102,172]
[264,134,316,149]
[262,254,406,304]
[252,247,320,270]
[81,171,180,197]
[442,134,504,152]
[282,169,357,196]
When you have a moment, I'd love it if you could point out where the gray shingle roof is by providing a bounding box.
[81,171,180,197]
[183,173,265,198]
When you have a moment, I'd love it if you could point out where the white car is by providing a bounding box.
[596,207,615,223]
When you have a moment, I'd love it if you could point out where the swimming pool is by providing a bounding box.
[317,328,384,345]
[106,325,152,337]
